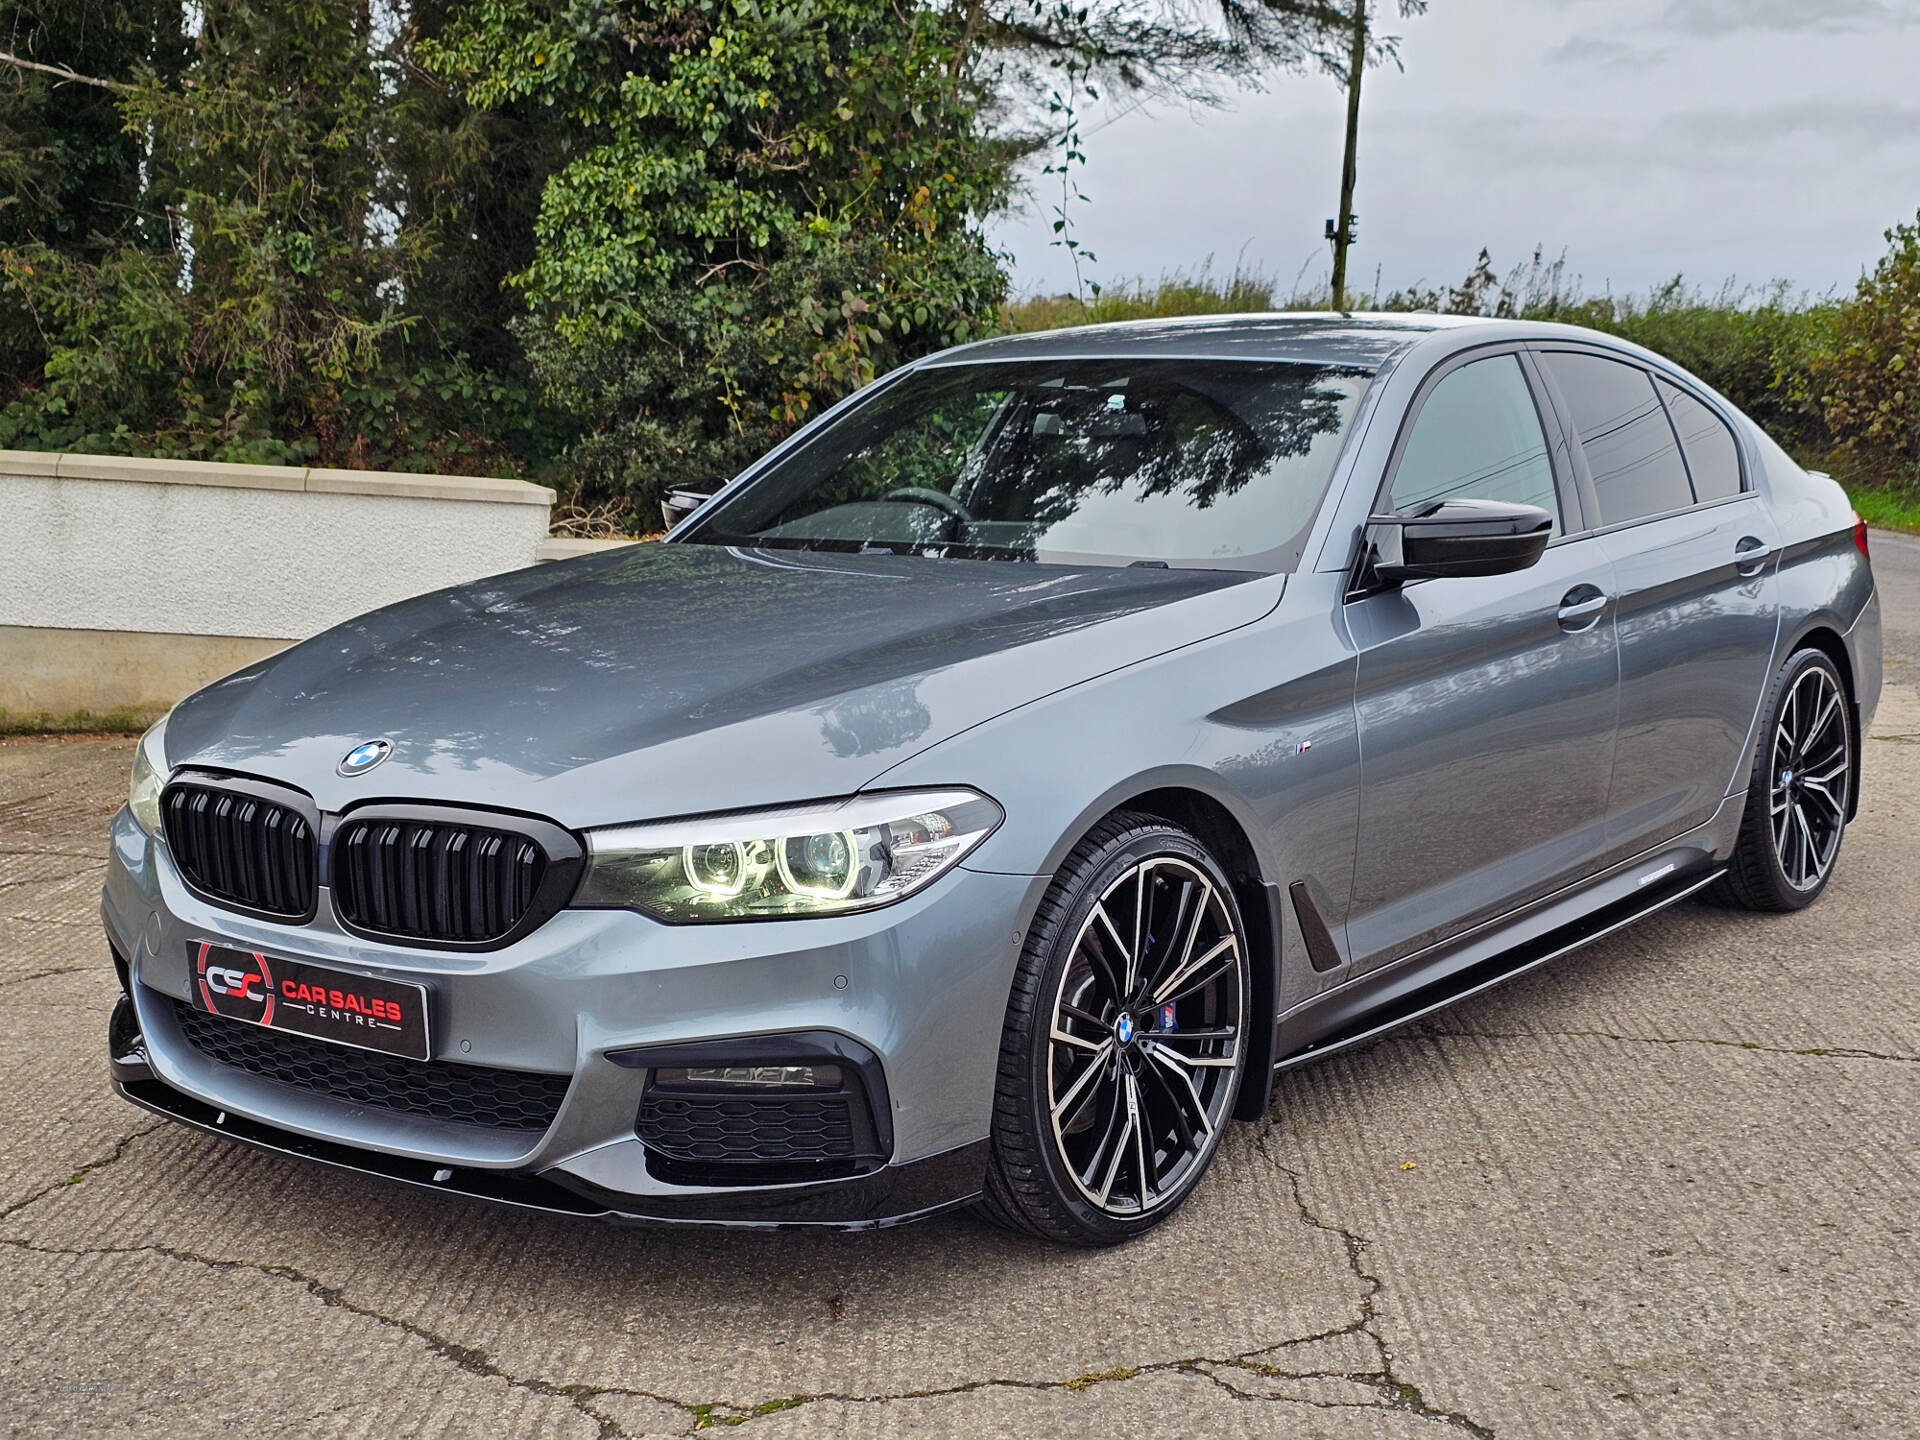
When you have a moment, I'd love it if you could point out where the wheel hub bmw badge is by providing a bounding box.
[1115,1013,1135,1045]
[338,739,393,777]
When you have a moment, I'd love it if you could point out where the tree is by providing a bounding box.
[1,0,1393,494]
[1812,211,1920,487]
[0,2,554,470]
[1296,1,1425,311]
[0,3,188,401]
[423,0,1016,515]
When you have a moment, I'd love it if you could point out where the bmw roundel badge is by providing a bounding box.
[337,739,393,777]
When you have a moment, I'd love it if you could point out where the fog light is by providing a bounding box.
[655,1064,841,1089]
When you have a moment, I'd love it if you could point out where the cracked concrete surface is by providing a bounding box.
[3,540,1917,1438]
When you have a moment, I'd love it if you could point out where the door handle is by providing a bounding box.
[1556,587,1608,631]
[1734,535,1776,576]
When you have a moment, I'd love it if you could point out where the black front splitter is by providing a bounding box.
[110,1014,987,1230]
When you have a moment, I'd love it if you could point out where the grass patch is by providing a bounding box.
[1003,261,1282,333]
[1063,1364,1138,1391]
[750,1396,811,1416]
[0,705,161,737]
[1844,483,1920,536]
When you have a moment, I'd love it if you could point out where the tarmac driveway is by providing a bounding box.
[3,537,1917,1439]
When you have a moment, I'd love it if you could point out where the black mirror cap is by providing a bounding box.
[660,488,715,531]
[1365,498,1554,583]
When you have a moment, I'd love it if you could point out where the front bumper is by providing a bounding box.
[103,807,1032,1226]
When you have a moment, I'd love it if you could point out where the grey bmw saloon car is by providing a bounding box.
[104,313,1881,1245]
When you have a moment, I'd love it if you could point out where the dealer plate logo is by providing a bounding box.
[195,939,276,1025]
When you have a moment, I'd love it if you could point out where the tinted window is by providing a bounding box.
[1390,355,1559,535]
[1542,352,1693,525]
[1658,378,1742,501]
[686,359,1372,569]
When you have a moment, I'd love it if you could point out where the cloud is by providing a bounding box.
[1654,100,1920,160]
[1545,33,1663,67]
[1550,0,1915,69]
[1347,97,1920,294]
[1659,0,1913,34]
[1374,100,1920,176]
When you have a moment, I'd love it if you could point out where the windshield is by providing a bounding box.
[680,358,1373,570]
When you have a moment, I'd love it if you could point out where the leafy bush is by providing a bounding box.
[426,0,1012,516]
[1532,281,1838,462]
[1809,212,1920,488]
[0,3,559,475]
[1008,247,1844,463]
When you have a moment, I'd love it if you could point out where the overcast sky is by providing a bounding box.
[990,0,1920,303]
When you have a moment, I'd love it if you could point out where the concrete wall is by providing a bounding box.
[0,625,290,716]
[1,450,557,717]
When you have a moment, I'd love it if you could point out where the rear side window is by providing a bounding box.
[1542,352,1693,526]
[1658,378,1743,501]
[1389,355,1560,535]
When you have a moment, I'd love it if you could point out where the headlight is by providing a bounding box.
[574,788,1002,922]
[128,719,169,835]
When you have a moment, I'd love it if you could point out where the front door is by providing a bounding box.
[1345,350,1621,973]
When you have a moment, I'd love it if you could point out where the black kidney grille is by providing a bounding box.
[333,819,546,944]
[172,1000,568,1133]
[163,784,316,918]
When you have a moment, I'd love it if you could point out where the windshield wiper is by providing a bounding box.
[694,532,1034,563]
[694,532,840,554]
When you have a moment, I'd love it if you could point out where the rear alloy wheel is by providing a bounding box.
[981,814,1248,1245]
[1715,647,1853,911]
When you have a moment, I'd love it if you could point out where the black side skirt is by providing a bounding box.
[1273,864,1723,1073]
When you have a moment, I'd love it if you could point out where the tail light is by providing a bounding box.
[1853,511,1870,558]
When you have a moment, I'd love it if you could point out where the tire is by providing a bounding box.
[979,812,1250,1246]
[1713,647,1854,912]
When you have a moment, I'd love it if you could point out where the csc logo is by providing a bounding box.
[205,965,264,1002]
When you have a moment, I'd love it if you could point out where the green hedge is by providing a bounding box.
[1005,222,1920,506]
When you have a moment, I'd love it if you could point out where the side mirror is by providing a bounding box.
[660,488,714,531]
[1364,498,1553,584]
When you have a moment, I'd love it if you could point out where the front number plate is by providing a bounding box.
[189,940,430,1061]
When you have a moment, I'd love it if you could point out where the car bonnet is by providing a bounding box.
[160,542,1284,826]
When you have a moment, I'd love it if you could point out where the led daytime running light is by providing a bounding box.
[574,788,1002,923]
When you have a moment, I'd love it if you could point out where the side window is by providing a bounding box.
[1389,355,1560,535]
[1657,378,1743,502]
[1541,352,1693,525]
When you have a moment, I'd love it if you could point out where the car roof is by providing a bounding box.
[925,311,1495,371]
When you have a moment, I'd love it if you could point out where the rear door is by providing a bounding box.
[1533,349,1780,860]
[1344,348,1621,974]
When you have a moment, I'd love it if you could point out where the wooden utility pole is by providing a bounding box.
[1330,2,1367,312]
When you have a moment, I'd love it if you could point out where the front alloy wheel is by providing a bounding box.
[983,813,1249,1245]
